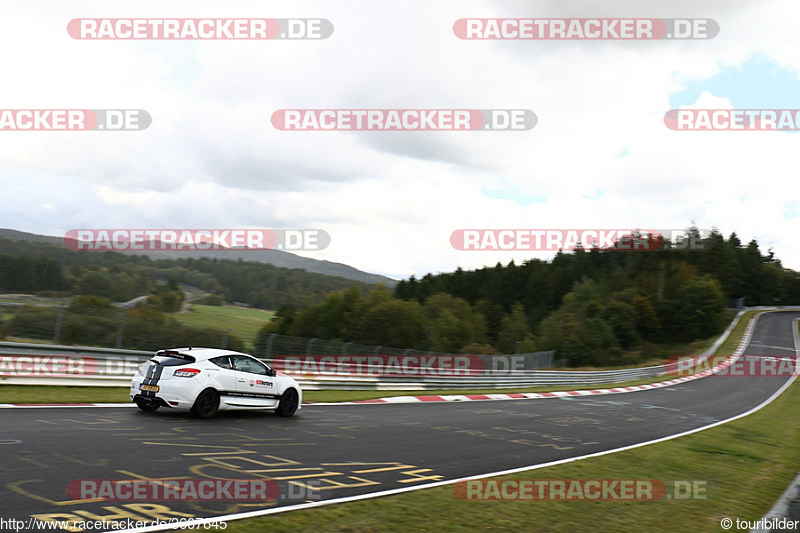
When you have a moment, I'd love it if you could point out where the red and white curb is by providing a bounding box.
[312,376,706,405]
[0,402,133,408]
[0,315,763,409]
[314,316,760,406]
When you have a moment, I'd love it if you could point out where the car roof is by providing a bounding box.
[155,347,256,362]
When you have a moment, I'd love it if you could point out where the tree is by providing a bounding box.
[497,303,533,353]
[601,301,640,349]
[356,299,425,348]
[423,293,488,351]
[676,275,727,340]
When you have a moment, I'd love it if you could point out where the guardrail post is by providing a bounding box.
[341,342,350,355]
[790,484,800,520]
[222,328,231,349]
[306,337,316,355]
[115,310,128,349]
[266,333,276,359]
[374,345,382,355]
[53,305,64,343]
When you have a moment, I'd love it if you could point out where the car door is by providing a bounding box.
[207,355,238,397]
[230,355,278,407]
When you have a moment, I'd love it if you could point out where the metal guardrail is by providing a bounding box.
[0,307,767,390]
[0,342,660,390]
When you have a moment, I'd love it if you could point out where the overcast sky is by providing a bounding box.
[1,0,798,280]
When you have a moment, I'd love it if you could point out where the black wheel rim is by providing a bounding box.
[198,391,217,416]
[283,390,298,413]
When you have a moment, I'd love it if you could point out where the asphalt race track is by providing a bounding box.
[1,311,798,532]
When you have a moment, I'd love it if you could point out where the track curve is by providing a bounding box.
[1,311,797,532]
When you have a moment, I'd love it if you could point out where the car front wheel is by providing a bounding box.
[191,389,220,419]
[276,388,299,417]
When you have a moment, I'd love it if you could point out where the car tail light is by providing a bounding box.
[174,368,201,378]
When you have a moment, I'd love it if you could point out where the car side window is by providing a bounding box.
[210,356,233,369]
[231,355,268,376]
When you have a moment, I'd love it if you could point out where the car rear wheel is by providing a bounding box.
[135,398,160,412]
[191,389,220,419]
[276,388,299,417]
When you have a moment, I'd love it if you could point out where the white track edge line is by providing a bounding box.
[117,312,799,533]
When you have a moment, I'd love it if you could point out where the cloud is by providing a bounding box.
[1,0,800,278]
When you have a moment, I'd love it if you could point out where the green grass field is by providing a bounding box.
[174,304,275,348]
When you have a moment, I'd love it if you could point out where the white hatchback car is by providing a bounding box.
[130,347,302,418]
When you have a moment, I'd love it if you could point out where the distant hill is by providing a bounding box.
[0,228,397,287]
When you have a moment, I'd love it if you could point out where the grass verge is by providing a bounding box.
[221,379,800,533]
[172,304,274,349]
[0,309,756,405]
[713,309,762,356]
[0,374,682,405]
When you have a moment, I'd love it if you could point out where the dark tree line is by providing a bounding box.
[0,238,375,308]
[395,231,799,312]
[260,230,799,365]
[0,255,64,293]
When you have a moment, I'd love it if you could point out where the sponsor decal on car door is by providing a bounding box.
[232,356,278,406]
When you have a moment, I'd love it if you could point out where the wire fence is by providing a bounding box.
[0,303,556,368]
[0,303,246,352]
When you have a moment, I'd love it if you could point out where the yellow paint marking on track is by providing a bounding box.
[115,470,192,481]
[60,418,121,425]
[253,471,339,481]
[7,480,106,506]
[309,476,381,490]
[322,463,416,474]
[397,469,444,483]
[242,442,315,446]
[214,454,301,467]
[180,451,258,456]
[188,464,322,477]
[52,453,107,467]
[17,456,49,468]
[141,442,243,449]
[186,501,275,514]
[539,443,574,450]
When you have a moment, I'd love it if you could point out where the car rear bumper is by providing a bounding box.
[130,376,195,409]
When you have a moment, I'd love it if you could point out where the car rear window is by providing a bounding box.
[210,356,233,369]
[152,353,196,366]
